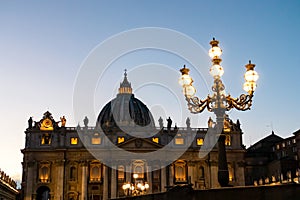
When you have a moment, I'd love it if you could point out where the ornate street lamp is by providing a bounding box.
[179,38,259,187]
[122,173,150,196]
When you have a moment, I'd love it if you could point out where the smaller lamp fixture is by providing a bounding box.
[122,173,150,196]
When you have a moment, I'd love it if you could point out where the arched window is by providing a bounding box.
[132,160,145,179]
[174,161,187,183]
[90,162,102,182]
[36,186,50,200]
[118,165,125,180]
[225,135,231,146]
[39,165,50,183]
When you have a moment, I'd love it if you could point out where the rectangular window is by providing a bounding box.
[118,137,125,144]
[225,135,231,146]
[276,144,280,150]
[175,137,184,145]
[91,137,101,145]
[293,139,296,144]
[293,146,297,153]
[282,142,285,148]
[41,134,51,145]
[70,137,78,145]
[197,138,204,146]
[117,166,125,180]
[152,137,159,143]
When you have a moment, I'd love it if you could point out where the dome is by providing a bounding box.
[97,70,155,129]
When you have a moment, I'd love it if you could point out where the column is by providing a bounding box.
[24,161,34,200]
[103,165,109,200]
[169,165,174,187]
[161,167,166,192]
[146,166,152,194]
[188,162,196,188]
[81,162,88,200]
[125,165,131,183]
[111,166,117,199]
[55,160,65,200]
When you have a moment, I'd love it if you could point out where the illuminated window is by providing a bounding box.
[225,135,231,146]
[287,140,291,145]
[70,137,78,145]
[197,138,204,146]
[282,142,285,148]
[174,161,187,183]
[276,144,280,150]
[175,137,184,145]
[152,137,159,143]
[118,137,125,144]
[132,160,145,179]
[118,165,125,180]
[41,133,51,145]
[39,164,50,183]
[91,133,101,145]
[293,139,296,144]
[90,163,101,182]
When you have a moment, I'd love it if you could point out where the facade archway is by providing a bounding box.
[36,186,50,200]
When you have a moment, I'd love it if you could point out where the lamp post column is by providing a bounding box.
[214,108,229,187]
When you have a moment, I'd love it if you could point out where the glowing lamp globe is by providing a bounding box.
[183,85,196,98]
[244,70,259,82]
[178,74,193,86]
[210,64,224,78]
[209,46,222,58]
[243,81,257,93]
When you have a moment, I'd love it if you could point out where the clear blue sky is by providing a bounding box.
[0,0,299,184]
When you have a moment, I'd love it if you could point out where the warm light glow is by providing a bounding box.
[122,184,128,190]
[70,137,78,145]
[183,85,196,98]
[118,137,125,144]
[137,183,142,188]
[210,64,224,77]
[152,137,159,143]
[244,70,259,82]
[91,137,101,144]
[141,185,145,191]
[197,138,203,146]
[40,118,54,131]
[133,173,138,179]
[175,137,184,145]
[209,46,222,58]
[178,74,193,86]
[243,81,257,93]
[145,183,149,189]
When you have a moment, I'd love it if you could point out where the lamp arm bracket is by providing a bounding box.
[185,95,212,114]
[225,93,254,111]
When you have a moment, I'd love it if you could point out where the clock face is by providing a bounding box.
[40,118,54,131]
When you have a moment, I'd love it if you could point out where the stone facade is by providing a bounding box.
[21,72,246,200]
[0,169,19,200]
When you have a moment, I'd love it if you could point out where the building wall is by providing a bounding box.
[21,111,246,200]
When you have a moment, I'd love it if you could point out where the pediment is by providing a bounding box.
[117,137,163,150]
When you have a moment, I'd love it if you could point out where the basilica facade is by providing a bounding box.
[21,72,246,200]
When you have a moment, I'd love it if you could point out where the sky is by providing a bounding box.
[0,0,300,185]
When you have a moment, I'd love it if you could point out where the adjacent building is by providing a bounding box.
[245,130,300,185]
[21,71,246,200]
[0,169,19,200]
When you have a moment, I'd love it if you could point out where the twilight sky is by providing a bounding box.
[0,1,299,184]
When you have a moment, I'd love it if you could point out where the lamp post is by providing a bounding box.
[179,38,259,187]
[122,173,150,196]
